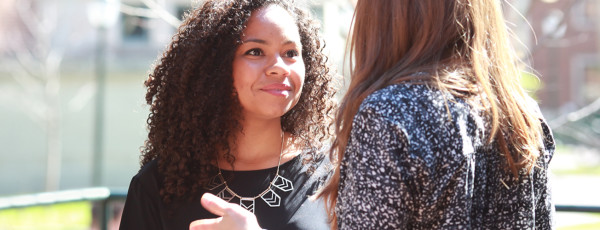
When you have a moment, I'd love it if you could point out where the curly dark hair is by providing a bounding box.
[140,0,336,203]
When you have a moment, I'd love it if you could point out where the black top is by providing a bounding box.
[120,154,331,230]
[337,83,555,229]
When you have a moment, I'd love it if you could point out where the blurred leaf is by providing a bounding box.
[520,71,541,99]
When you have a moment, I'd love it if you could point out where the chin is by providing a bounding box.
[266,107,294,119]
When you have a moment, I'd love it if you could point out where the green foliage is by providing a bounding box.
[520,71,541,100]
[551,144,600,176]
[557,214,600,230]
[0,201,92,230]
[553,165,600,176]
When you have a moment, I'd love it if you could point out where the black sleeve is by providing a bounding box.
[119,165,163,230]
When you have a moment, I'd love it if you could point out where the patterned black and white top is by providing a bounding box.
[336,83,555,229]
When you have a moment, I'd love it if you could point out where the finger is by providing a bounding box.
[189,217,223,230]
[200,193,230,216]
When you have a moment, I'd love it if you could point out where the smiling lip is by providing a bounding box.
[261,83,292,97]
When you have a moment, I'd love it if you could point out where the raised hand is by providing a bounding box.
[189,193,263,230]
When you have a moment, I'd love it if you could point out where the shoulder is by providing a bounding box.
[354,84,474,141]
[129,159,162,193]
[137,159,160,180]
[311,151,332,180]
[358,84,457,124]
[293,149,332,190]
[362,83,445,106]
[298,148,332,178]
[521,95,555,164]
[353,83,485,165]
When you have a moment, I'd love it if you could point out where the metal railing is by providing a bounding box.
[556,204,600,213]
[95,190,127,230]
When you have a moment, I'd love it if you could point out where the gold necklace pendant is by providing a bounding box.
[206,131,294,213]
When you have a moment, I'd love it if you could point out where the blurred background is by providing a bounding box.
[0,0,598,229]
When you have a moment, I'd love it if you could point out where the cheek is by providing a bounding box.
[296,76,305,96]
[294,63,306,93]
[232,61,249,92]
[231,73,242,94]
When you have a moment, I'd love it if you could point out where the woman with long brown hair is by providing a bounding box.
[317,0,555,229]
[119,0,336,229]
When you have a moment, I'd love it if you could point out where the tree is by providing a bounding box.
[0,0,71,191]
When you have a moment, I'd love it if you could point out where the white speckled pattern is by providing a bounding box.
[337,83,555,229]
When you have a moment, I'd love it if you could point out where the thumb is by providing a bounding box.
[200,193,230,217]
[196,193,262,230]
[189,217,223,230]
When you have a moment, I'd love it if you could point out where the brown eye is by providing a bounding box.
[284,49,300,58]
[245,48,264,56]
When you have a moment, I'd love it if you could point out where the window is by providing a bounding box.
[176,5,191,21]
[571,0,598,30]
[584,65,600,103]
[121,13,149,42]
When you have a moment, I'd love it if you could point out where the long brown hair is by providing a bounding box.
[318,0,543,226]
[142,0,335,203]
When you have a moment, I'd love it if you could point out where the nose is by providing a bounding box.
[266,55,291,77]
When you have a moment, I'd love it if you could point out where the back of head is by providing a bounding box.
[350,0,517,87]
[347,0,543,173]
[351,0,461,81]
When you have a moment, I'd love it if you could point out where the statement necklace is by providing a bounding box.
[206,131,294,213]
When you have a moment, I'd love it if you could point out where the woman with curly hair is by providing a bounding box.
[119,0,336,229]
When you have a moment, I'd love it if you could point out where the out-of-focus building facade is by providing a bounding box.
[522,0,600,148]
[517,0,599,115]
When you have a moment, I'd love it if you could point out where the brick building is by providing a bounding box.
[526,0,600,115]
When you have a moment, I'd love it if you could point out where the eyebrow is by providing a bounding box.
[241,38,298,46]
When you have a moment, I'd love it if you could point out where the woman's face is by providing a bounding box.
[232,4,305,122]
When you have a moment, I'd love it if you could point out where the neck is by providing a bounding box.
[219,118,297,170]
